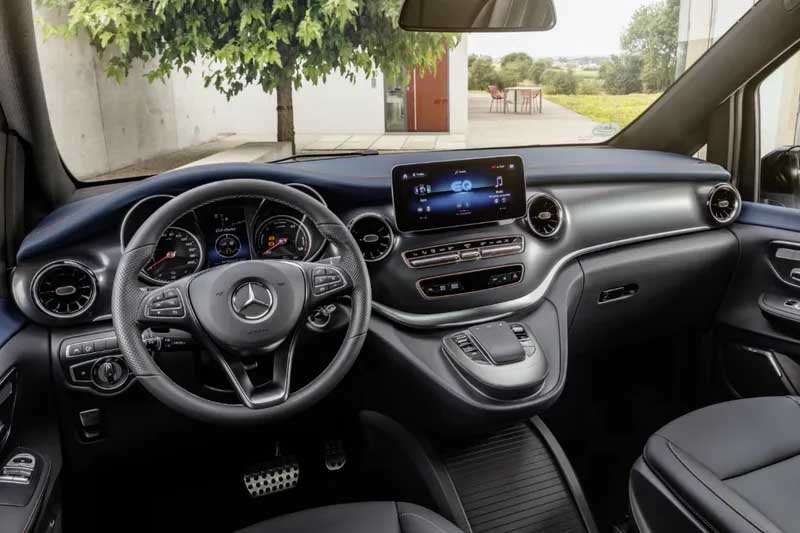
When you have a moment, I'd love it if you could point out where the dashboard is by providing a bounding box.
[10,148,739,332]
[7,146,742,421]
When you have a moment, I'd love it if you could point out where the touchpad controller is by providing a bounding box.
[469,322,525,365]
[442,321,548,399]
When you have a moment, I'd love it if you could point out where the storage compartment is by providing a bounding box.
[570,231,738,352]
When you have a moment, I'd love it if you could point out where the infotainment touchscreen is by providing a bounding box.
[392,156,526,232]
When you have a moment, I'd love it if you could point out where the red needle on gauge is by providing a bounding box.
[263,237,288,255]
[147,250,177,271]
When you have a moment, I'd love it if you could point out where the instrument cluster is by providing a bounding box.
[120,186,328,285]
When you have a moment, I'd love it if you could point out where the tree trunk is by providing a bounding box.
[276,78,295,154]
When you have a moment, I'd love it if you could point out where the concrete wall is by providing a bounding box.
[35,5,278,178]
[35,4,469,178]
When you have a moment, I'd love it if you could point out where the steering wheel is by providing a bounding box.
[111,179,371,425]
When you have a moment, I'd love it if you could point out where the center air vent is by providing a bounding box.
[526,193,564,238]
[32,261,97,318]
[349,214,394,262]
[707,183,741,224]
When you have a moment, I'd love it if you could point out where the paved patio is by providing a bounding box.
[84,94,601,181]
[294,93,600,152]
[466,92,600,147]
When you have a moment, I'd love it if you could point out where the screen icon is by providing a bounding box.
[451,179,473,193]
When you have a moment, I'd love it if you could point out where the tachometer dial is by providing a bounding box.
[254,216,312,261]
[142,227,203,284]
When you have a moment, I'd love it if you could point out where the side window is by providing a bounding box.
[759,51,800,207]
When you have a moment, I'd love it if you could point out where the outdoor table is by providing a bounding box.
[505,86,543,114]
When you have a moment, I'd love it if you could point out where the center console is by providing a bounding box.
[442,321,548,400]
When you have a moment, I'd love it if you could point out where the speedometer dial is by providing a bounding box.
[141,227,203,284]
[254,216,312,261]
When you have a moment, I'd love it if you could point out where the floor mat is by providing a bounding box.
[443,420,595,533]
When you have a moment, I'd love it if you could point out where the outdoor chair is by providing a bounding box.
[488,85,508,112]
[519,89,533,113]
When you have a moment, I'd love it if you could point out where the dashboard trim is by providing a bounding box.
[372,225,713,329]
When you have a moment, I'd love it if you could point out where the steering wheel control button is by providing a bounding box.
[231,282,274,321]
[312,268,345,296]
[145,290,186,319]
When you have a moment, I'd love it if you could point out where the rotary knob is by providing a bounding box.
[91,357,127,390]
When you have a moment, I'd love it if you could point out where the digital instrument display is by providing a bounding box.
[198,205,251,266]
[392,156,526,232]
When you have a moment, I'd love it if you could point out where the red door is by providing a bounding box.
[406,51,449,132]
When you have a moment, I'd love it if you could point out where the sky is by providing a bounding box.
[468,0,660,59]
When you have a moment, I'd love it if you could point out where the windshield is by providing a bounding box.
[33,0,758,183]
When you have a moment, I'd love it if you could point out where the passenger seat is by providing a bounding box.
[630,396,800,532]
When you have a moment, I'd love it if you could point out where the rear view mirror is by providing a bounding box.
[399,0,557,32]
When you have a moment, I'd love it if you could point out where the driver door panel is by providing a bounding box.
[0,303,62,533]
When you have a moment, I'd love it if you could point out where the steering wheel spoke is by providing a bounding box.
[209,328,298,409]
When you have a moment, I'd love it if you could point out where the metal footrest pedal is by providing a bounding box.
[324,439,346,471]
[243,456,300,498]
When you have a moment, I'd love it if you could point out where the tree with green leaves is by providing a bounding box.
[598,0,678,94]
[620,0,679,92]
[497,52,540,89]
[468,54,498,91]
[599,54,644,95]
[500,52,533,70]
[37,0,459,152]
[529,58,553,84]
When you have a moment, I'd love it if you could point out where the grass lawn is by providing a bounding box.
[546,93,661,128]
[574,69,599,79]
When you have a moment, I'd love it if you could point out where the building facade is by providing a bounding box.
[34,5,468,178]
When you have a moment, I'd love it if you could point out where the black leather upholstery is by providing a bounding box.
[630,397,800,533]
[238,502,463,533]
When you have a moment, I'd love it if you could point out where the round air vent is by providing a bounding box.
[707,183,741,224]
[349,214,395,262]
[526,193,564,238]
[32,261,97,318]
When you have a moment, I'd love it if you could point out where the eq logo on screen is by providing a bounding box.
[451,179,473,193]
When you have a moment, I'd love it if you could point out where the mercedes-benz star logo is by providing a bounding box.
[231,282,273,321]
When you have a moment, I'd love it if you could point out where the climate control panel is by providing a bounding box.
[403,235,524,269]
